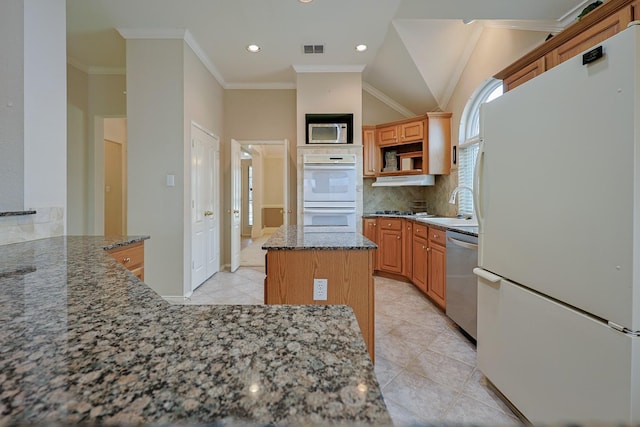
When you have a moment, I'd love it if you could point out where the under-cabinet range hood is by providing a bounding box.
[371,175,435,187]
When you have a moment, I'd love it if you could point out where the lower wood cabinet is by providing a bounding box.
[366,217,447,309]
[427,227,447,309]
[363,218,379,270]
[107,241,145,280]
[378,218,403,274]
[412,234,429,293]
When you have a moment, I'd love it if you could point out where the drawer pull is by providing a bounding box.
[123,257,131,264]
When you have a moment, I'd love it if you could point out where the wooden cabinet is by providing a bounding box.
[412,227,429,293]
[371,218,449,309]
[378,218,403,274]
[497,0,639,92]
[376,113,452,176]
[402,220,413,279]
[363,218,379,270]
[363,126,378,178]
[377,125,399,147]
[548,5,633,69]
[107,241,145,280]
[503,57,546,92]
[427,227,446,309]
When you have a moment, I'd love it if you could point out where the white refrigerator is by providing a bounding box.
[474,24,640,424]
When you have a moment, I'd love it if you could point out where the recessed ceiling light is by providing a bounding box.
[246,44,261,53]
[355,44,368,52]
[299,0,313,3]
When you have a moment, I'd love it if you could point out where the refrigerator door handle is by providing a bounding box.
[473,139,486,228]
[473,267,501,283]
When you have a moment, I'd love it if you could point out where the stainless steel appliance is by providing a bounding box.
[303,154,356,233]
[307,123,348,144]
[305,113,353,144]
[445,229,478,340]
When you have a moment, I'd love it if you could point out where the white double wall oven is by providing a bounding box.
[302,154,357,233]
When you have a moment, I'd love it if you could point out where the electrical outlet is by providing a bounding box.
[313,278,328,301]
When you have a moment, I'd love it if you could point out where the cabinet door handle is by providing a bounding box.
[123,257,131,263]
[397,236,401,240]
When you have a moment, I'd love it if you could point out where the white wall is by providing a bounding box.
[296,72,363,147]
[23,0,66,222]
[67,67,127,235]
[0,0,66,245]
[67,65,89,234]
[127,39,185,297]
[0,0,24,211]
[127,38,224,297]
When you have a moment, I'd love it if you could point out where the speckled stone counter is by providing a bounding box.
[0,236,390,425]
[262,225,377,251]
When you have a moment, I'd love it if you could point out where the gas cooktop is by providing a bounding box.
[373,210,433,217]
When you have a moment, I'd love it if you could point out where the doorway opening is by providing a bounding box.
[103,118,127,236]
[230,139,289,271]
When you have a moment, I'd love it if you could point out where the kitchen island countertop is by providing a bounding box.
[0,236,390,426]
[262,225,377,251]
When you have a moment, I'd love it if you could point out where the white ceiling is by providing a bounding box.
[66,0,590,115]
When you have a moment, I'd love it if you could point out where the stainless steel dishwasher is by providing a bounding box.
[445,229,478,341]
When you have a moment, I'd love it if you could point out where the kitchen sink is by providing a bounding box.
[421,217,478,227]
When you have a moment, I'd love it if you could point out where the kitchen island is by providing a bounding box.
[0,236,390,425]
[262,226,377,361]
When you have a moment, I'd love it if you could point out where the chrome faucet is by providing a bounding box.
[449,186,473,205]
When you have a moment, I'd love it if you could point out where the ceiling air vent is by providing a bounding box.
[303,44,324,54]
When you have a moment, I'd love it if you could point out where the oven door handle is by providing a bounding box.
[304,208,356,214]
[303,164,355,171]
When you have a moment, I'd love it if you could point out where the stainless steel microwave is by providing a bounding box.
[307,123,348,144]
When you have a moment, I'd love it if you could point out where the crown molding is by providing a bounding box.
[483,19,566,33]
[67,57,125,75]
[292,64,366,73]
[362,82,415,118]
[225,82,297,90]
[183,30,226,88]
[116,28,187,40]
[116,28,227,87]
[482,0,592,34]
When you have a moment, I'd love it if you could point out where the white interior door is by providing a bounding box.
[230,139,242,272]
[282,139,290,225]
[191,125,220,291]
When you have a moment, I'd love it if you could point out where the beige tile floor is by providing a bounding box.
[173,267,521,426]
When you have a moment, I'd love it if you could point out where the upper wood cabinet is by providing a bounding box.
[363,126,378,178]
[368,113,452,177]
[497,0,640,92]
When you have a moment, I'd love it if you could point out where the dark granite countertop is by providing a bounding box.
[0,236,389,425]
[262,225,377,251]
[0,210,37,217]
[363,213,478,237]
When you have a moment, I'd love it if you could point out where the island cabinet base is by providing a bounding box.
[265,249,375,362]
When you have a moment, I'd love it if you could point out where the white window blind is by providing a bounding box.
[457,79,503,217]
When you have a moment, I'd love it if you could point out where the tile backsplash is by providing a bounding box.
[363,174,458,217]
[0,207,65,245]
